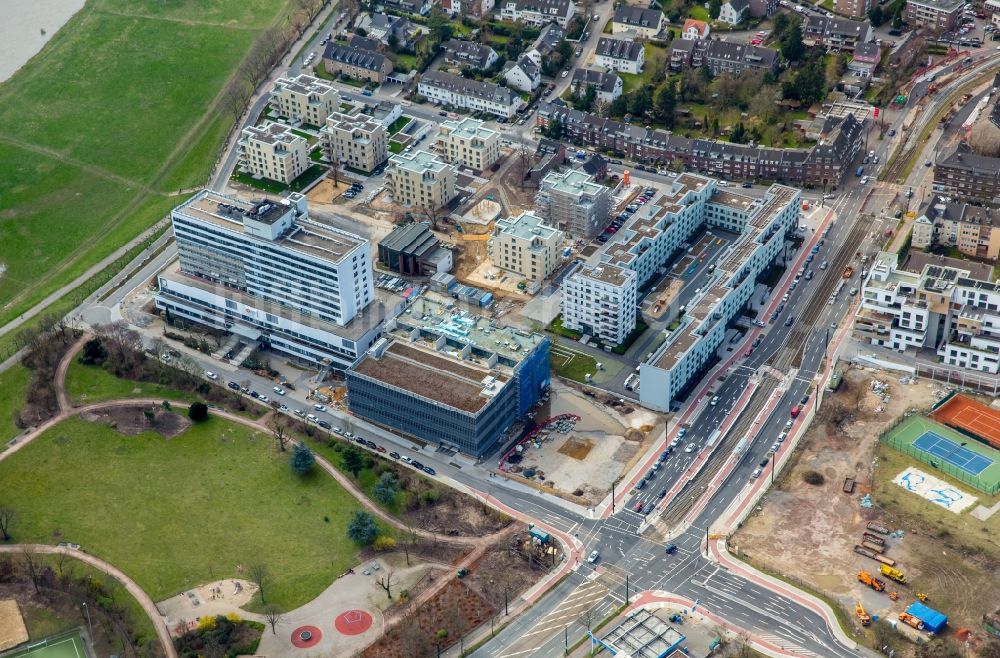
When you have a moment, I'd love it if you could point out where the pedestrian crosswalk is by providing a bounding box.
[757,633,823,657]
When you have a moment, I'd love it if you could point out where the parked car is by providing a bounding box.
[665,543,677,553]
[318,420,331,430]
[389,451,401,459]
[227,381,240,390]
[423,466,436,476]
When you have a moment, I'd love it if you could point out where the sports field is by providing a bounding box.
[930,393,1000,450]
[2,631,86,658]
[882,415,1000,495]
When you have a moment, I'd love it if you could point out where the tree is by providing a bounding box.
[376,569,398,599]
[709,0,722,19]
[654,81,676,127]
[891,7,903,28]
[388,32,399,51]
[435,628,449,657]
[188,402,209,422]
[290,444,315,476]
[347,511,378,545]
[21,550,41,594]
[543,117,563,139]
[342,446,365,478]
[0,506,15,541]
[730,122,747,144]
[781,23,805,62]
[610,95,629,117]
[373,472,400,505]
[868,5,885,26]
[249,563,269,605]
[271,418,290,452]
[143,408,156,426]
[263,605,283,635]
[629,86,652,117]
[578,84,597,112]
[593,97,610,118]
[79,338,107,365]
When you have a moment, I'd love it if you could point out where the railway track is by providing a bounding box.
[769,215,871,370]
[653,374,779,532]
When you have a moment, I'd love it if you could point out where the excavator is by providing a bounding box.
[888,591,900,601]
[916,593,929,602]
[858,571,886,592]
[856,602,872,627]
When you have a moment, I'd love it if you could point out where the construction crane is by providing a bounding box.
[856,602,872,627]
[880,565,906,584]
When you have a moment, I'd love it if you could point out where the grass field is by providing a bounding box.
[64,360,199,407]
[0,414,370,609]
[0,364,31,444]
[0,0,292,331]
[619,43,668,94]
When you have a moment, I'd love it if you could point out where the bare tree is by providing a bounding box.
[263,605,283,634]
[420,203,443,232]
[97,321,144,376]
[0,506,15,541]
[21,549,42,594]
[593,97,610,119]
[271,417,290,452]
[376,569,398,599]
[248,563,269,605]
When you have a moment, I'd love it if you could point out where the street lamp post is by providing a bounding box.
[82,602,94,643]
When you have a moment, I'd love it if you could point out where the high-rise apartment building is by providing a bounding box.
[562,264,638,344]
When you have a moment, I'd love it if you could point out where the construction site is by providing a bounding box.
[732,366,1000,653]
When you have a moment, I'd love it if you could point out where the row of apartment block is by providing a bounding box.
[536,103,864,188]
[911,197,1000,260]
[854,252,1000,374]
[579,175,801,410]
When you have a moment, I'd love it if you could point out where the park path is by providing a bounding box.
[1,335,518,656]
[0,544,179,658]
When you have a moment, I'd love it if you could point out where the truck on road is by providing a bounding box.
[843,266,854,279]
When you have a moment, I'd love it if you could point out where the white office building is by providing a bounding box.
[562,264,638,345]
[270,74,340,126]
[619,177,800,410]
[155,190,402,370]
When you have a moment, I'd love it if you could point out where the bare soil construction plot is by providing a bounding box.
[733,367,1000,641]
[509,382,660,505]
[79,405,190,438]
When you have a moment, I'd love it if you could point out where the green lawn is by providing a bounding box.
[389,141,404,154]
[391,52,419,72]
[0,0,293,332]
[687,5,710,20]
[387,115,412,136]
[620,43,667,94]
[550,347,598,383]
[64,360,200,407]
[0,414,370,609]
[0,364,31,444]
[231,163,326,194]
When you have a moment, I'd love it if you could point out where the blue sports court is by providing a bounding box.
[913,431,994,476]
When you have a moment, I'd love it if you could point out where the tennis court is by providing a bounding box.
[881,415,1000,495]
[1,631,86,658]
[913,432,993,475]
[930,393,1000,450]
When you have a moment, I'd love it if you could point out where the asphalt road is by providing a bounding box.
[71,28,1000,658]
